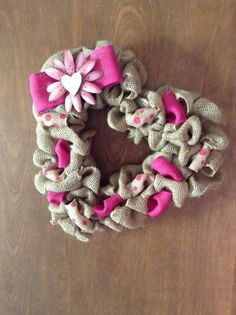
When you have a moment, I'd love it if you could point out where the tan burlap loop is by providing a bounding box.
[100,217,124,232]
[35,170,82,194]
[121,59,147,99]
[33,148,57,168]
[101,164,142,199]
[80,166,101,194]
[188,172,222,198]
[110,206,147,229]
[200,150,224,177]
[107,107,129,132]
[163,116,202,146]
[57,218,91,242]
[201,121,229,150]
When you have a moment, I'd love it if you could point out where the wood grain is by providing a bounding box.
[0,1,235,314]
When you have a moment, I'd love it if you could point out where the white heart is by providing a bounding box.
[61,72,82,96]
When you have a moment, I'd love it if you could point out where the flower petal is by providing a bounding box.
[65,94,73,112]
[47,81,63,93]
[53,59,66,72]
[64,49,75,75]
[45,68,64,80]
[81,91,95,105]
[82,82,101,94]
[84,70,103,82]
[75,52,84,72]
[48,86,66,101]
[79,59,96,76]
[71,94,83,112]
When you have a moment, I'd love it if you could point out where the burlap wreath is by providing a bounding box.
[31,40,228,242]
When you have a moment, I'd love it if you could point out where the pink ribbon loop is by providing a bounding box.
[93,194,124,219]
[55,139,71,169]
[148,156,183,218]
[151,156,183,181]
[147,189,172,218]
[86,45,122,89]
[162,90,187,125]
[29,44,122,113]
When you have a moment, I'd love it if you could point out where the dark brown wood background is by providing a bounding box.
[0,1,235,314]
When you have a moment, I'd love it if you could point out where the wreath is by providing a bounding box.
[29,40,228,242]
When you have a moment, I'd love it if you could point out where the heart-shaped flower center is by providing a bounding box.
[61,72,82,96]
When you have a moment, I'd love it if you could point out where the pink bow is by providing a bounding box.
[29,45,122,113]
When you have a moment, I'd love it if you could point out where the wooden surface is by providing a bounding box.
[0,1,235,314]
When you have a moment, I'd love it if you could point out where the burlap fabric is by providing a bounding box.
[32,41,228,241]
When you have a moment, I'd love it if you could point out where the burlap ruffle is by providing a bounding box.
[32,41,228,241]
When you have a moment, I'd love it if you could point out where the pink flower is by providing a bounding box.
[45,50,103,112]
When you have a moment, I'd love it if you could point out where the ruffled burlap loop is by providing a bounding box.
[153,174,188,208]
[201,121,229,150]
[67,187,97,208]
[36,170,82,194]
[107,107,129,132]
[188,172,222,197]
[110,206,147,229]
[126,195,148,214]
[192,97,223,123]
[57,218,91,242]
[163,116,202,146]
[101,164,142,199]
[121,59,147,99]
[33,148,57,168]
[177,143,201,167]
[80,166,101,194]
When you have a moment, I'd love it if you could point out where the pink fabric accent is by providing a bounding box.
[151,156,183,182]
[93,194,124,219]
[55,139,70,168]
[86,45,122,89]
[29,45,122,113]
[147,189,172,218]
[29,72,65,113]
[47,192,65,205]
[162,90,187,125]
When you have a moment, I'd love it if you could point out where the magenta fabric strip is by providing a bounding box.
[29,72,65,113]
[86,45,122,89]
[148,156,183,218]
[147,190,172,218]
[47,191,66,205]
[162,90,187,125]
[151,156,183,182]
[47,140,70,205]
[55,139,71,169]
[93,194,124,219]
